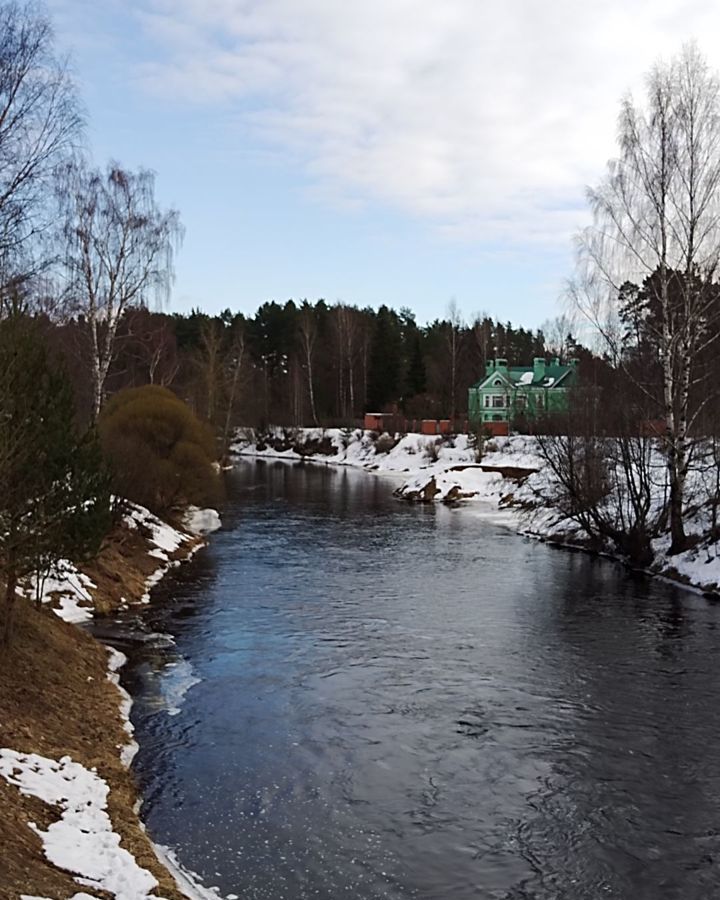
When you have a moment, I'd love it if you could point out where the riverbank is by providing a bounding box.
[0,502,220,900]
[233,427,720,596]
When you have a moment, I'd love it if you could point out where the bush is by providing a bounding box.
[425,438,441,462]
[99,385,221,515]
[375,432,398,454]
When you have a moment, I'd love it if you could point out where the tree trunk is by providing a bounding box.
[307,357,318,426]
[3,566,17,648]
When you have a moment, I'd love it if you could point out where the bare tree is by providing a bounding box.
[576,44,720,552]
[332,303,362,420]
[126,308,178,386]
[0,1,81,308]
[540,312,579,362]
[446,299,464,423]
[196,318,223,424]
[534,387,667,565]
[220,321,247,457]
[298,305,319,425]
[60,162,183,418]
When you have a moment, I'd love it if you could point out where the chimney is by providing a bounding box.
[533,357,546,380]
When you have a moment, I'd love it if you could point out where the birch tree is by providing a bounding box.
[220,321,246,457]
[0,1,80,306]
[298,305,319,425]
[446,299,464,423]
[61,162,182,419]
[576,44,720,553]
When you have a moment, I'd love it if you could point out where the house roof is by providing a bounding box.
[472,363,575,390]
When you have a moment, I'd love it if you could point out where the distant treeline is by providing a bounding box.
[39,301,592,435]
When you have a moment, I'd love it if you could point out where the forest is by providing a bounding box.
[41,301,575,438]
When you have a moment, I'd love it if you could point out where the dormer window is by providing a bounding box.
[493,378,503,386]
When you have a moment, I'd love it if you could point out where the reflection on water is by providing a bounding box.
[104,461,720,900]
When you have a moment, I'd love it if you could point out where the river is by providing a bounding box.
[100,460,720,900]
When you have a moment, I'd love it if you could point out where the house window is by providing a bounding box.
[536,394,544,409]
[515,394,527,410]
[492,395,505,408]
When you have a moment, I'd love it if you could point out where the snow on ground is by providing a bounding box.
[652,532,720,593]
[107,648,139,768]
[13,501,224,899]
[123,502,210,603]
[0,749,166,900]
[22,560,97,624]
[21,502,221,622]
[22,895,97,900]
[233,428,540,474]
[124,503,189,557]
[235,427,720,594]
[233,428,542,500]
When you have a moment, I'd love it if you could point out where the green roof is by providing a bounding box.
[472,363,575,390]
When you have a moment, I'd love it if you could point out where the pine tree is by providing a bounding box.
[406,333,427,398]
[0,317,111,646]
[366,306,402,411]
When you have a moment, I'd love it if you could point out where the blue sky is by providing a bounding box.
[46,0,720,327]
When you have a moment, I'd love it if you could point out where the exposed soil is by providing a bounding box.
[0,516,202,900]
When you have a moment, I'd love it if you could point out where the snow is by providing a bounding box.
[124,503,188,555]
[23,895,97,900]
[23,560,97,623]
[0,749,166,900]
[11,501,226,900]
[154,846,226,899]
[106,648,138,768]
[182,506,222,535]
[234,427,720,596]
[519,371,533,384]
[20,502,219,624]
[122,502,206,603]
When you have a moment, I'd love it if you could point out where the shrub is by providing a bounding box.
[375,432,398,454]
[99,385,221,515]
[425,438,441,462]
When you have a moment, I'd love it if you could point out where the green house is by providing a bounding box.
[468,357,577,428]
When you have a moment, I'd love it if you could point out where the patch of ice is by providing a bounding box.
[183,506,222,535]
[154,845,227,899]
[140,656,201,718]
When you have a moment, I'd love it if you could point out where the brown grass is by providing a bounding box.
[0,516,201,900]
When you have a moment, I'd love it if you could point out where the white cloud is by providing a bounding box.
[132,0,720,244]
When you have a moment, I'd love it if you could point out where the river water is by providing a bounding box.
[102,460,720,899]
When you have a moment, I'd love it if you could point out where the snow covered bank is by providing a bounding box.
[0,750,164,900]
[122,503,206,604]
[5,499,224,899]
[24,501,220,623]
[235,427,720,596]
[1,745,228,900]
[233,426,536,474]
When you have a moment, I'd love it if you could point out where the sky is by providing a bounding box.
[45,0,720,327]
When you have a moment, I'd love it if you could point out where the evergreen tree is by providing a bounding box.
[406,333,427,397]
[0,317,111,646]
[366,305,402,410]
